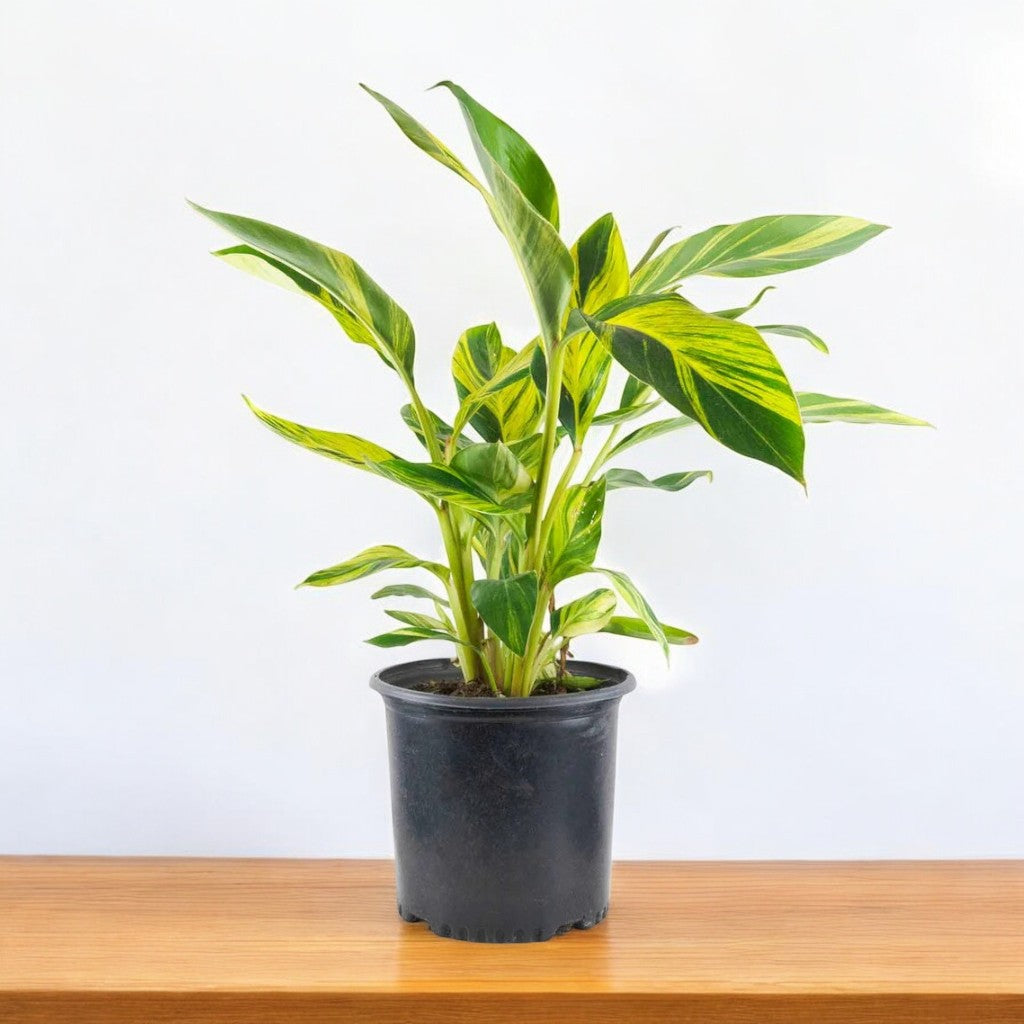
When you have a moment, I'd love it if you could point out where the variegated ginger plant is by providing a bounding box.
[192,82,928,697]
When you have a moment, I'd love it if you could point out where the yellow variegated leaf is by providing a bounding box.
[632,214,887,292]
[364,86,573,352]
[243,397,395,469]
[551,588,617,640]
[572,213,629,314]
[452,323,542,443]
[544,479,606,585]
[192,208,416,379]
[583,294,805,483]
[434,81,560,228]
[451,336,540,439]
[300,544,449,588]
[798,393,931,426]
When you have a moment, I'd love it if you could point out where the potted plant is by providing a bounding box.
[192,83,927,942]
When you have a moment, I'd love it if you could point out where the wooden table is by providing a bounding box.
[1,858,1022,1023]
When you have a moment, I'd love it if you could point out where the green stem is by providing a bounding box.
[513,583,551,696]
[524,344,566,567]
[582,423,622,484]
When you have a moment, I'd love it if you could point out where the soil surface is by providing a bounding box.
[414,678,571,698]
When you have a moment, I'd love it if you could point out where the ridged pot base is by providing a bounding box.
[371,658,635,943]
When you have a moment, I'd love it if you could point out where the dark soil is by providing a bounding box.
[414,678,571,698]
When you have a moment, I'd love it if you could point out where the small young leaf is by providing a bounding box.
[551,588,617,640]
[367,458,530,515]
[470,572,539,656]
[714,286,775,320]
[400,404,469,453]
[366,626,463,648]
[605,415,696,464]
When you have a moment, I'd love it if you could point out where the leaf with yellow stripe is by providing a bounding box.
[632,215,887,292]
[193,208,416,379]
[364,86,572,352]
[544,478,606,585]
[300,544,448,588]
[452,323,542,443]
[572,213,629,314]
[583,294,806,483]
[551,588,617,640]
[433,81,559,228]
[451,336,540,440]
[798,393,931,426]
[243,396,395,470]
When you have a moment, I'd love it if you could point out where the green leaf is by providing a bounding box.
[593,568,669,660]
[582,294,806,484]
[551,588,617,640]
[561,674,607,691]
[604,468,712,492]
[371,583,450,607]
[758,324,829,354]
[632,226,678,275]
[572,213,630,314]
[714,286,775,320]
[600,616,698,646]
[364,86,572,352]
[433,81,560,228]
[452,337,540,439]
[506,434,545,477]
[358,84,484,190]
[605,415,696,463]
[632,215,888,292]
[366,626,464,648]
[400,404,469,453]
[243,397,395,469]
[450,442,533,503]
[452,323,542,443]
[194,210,415,379]
[367,458,530,515]
[300,544,448,588]
[470,572,539,656]
[544,479,606,585]
[797,393,932,426]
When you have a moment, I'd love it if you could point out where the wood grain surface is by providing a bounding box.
[1,858,1022,1022]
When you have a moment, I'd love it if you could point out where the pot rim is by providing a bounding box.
[370,657,636,712]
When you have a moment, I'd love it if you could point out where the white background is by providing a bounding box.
[2,0,1022,858]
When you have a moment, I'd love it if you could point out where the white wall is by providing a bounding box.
[2,0,1021,858]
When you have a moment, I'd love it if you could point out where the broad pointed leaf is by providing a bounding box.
[434,81,560,228]
[470,572,539,656]
[531,332,611,446]
[797,393,931,426]
[583,294,806,483]
[600,616,698,645]
[193,207,415,378]
[450,442,533,504]
[632,215,887,292]
[363,87,572,351]
[243,397,394,469]
[452,337,540,439]
[758,324,829,354]
[572,213,630,314]
[604,468,712,492]
[551,588,617,640]
[544,479,606,585]
[300,544,448,588]
[452,323,541,443]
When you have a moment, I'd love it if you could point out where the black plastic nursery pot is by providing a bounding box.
[370,658,636,943]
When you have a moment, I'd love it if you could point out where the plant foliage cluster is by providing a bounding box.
[194,83,927,696]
